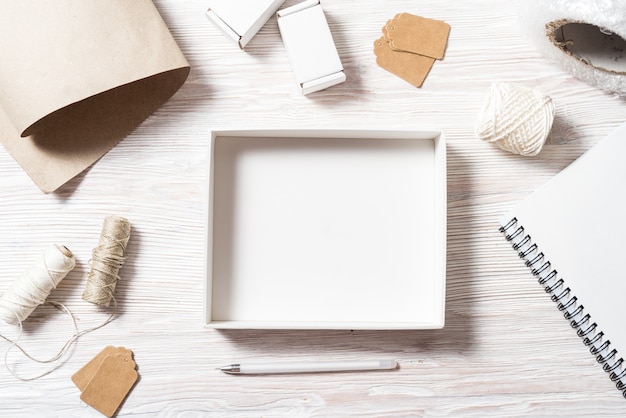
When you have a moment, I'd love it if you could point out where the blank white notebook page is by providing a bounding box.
[503,121,626,357]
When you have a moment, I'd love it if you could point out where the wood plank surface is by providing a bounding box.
[1,0,625,416]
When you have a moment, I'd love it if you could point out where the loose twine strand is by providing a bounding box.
[0,298,116,381]
[0,215,130,380]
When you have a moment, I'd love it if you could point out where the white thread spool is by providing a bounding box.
[0,245,75,325]
[475,82,555,156]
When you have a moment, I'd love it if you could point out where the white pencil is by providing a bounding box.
[219,359,398,375]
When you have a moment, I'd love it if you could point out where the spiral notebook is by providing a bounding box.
[499,121,626,399]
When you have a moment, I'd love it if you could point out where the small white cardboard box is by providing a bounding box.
[205,129,447,330]
[277,0,345,94]
[207,0,286,49]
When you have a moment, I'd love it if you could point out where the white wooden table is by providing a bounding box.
[1,1,625,416]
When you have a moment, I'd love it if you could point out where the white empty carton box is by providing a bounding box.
[207,0,285,49]
[277,0,346,94]
[205,128,447,330]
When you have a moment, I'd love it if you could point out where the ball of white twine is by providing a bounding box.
[475,82,555,156]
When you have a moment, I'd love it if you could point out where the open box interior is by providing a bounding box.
[205,129,446,329]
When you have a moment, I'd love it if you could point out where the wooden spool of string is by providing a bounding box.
[0,217,130,381]
[82,215,131,307]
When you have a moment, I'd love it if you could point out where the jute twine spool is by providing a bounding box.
[0,238,119,381]
[0,245,75,325]
[475,82,555,156]
[82,215,131,307]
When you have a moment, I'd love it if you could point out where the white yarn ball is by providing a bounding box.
[475,82,555,156]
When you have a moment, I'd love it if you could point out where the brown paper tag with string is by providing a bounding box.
[374,37,435,87]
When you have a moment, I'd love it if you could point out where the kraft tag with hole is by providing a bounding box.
[373,37,435,87]
[374,13,451,87]
[71,346,133,392]
[73,346,138,418]
[384,13,451,59]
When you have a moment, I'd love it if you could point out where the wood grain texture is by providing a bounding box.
[1,0,626,416]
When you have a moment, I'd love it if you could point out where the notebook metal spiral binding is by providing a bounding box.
[500,217,626,399]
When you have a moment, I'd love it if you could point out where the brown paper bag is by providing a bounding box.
[0,0,190,192]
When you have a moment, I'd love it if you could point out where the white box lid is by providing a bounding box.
[277,1,345,93]
[207,0,285,48]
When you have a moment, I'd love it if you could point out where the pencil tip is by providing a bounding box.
[218,364,240,374]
